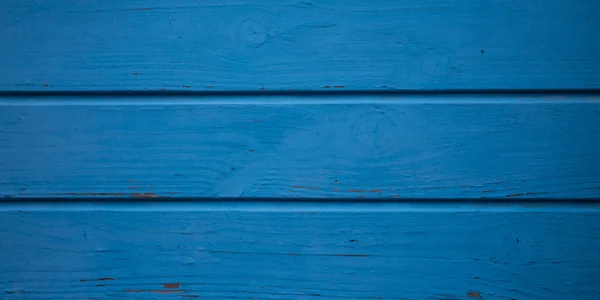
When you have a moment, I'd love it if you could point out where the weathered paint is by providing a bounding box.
[0,0,599,91]
[1,204,599,299]
[1,0,600,298]
[1,94,599,199]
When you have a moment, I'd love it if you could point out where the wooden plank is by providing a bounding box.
[0,0,598,91]
[1,94,599,199]
[1,203,599,299]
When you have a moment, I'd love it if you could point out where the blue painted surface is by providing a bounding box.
[0,0,599,90]
[1,94,600,199]
[1,0,600,298]
[1,204,600,299]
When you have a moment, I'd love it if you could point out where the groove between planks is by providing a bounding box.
[1,199,600,212]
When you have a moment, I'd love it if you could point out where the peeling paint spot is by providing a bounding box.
[53,192,125,197]
[164,283,181,289]
[467,291,482,298]
[182,85,191,88]
[293,185,322,191]
[126,289,183,294]
[132,73,142,75]
[313,24,335,28]
[131,193,159,198]
[42,84,49,87]
[206,85,213,88]
[324,85,331,88]
[334,85,345,88]
[80,278,114,282]
[506,193,524,197]
[348,189,384,193]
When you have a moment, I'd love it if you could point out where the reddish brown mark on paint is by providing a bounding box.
[164,283,181,288]
[58,192,124,197]
[126,289,183,294]
[80,278,114,282]
[206,85,213,88]
[292,185,322,191]
[131,193,159,198]
[507,193,524,197]
[348,189,384,193]
[467,291,482,298]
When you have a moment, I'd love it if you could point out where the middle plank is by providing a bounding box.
[1,94,599,199]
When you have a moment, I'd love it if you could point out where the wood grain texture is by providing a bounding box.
[1,94,599,199]
[0,0,599,91]
[1,205,599,299]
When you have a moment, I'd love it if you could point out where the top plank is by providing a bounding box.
[0,0,598,91]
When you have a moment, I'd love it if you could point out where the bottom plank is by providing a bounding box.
[1,206,599,299]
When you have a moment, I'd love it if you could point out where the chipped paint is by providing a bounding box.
[80,278,114,282]
[126,289,183,294]
[467,291,482,298]
[130,193,159,198]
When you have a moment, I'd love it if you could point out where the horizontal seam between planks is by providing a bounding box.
[1,198,600,212]
[1,89,600,98]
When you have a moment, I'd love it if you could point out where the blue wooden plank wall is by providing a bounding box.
[1,94,600,199]
[1,0,600,299]
[0,0,599,91]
